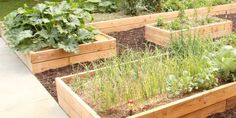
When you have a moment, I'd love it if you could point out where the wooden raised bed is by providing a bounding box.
[145,19,232,46]
[56,70,236,118]
[1,31,116,73]
[92,3,236,33]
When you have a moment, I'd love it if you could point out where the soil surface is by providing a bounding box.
[35,63,95,100]
[35,13,236,117]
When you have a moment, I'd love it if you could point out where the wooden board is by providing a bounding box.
[91,3,236,33]
[182,101,226,118]
[144,20,232,46]
[14,33,116,74]
[56,69,236,118]
[226,96,236,110]
[130,82,236,118]
[56,72,100,118]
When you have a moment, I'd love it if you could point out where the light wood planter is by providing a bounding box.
[9,33,116,74]
[92,3,236,33]
[56,70,236,118]
[145,20,232,46]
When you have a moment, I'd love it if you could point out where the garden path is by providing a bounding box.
[0,38,68,118]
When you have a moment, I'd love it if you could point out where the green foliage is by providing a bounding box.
[162,0,233,12]
[208,46,236,82]
[4,1,96,53]
[166,37,214,58]
[157,16,223,31]
[166,57,218,97]
[75,0,117,13]
[122,0,162,15]
[156,17,165,27]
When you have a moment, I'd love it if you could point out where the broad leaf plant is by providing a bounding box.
[4,1,96,53]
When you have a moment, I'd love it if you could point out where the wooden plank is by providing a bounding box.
[56,77,100,118]
[145,31,170,46]
[58,95,83,118]
[129,82,236,118]
[226,96,236,110]
[30,34,116,63]
[69,48,117,64]
[31,58,69,74]
[182,101,226,118]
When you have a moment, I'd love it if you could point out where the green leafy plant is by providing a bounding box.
[162,0,233,12]
[76,0,117,13]
[208,46,236,82]
[4,1,96,53]
[122,0,162,16]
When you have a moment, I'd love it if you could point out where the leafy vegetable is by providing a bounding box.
[4,1,96,53]
[208,46,236,82]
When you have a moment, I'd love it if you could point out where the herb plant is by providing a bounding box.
[4,1,96,53]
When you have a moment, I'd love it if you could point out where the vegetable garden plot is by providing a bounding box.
[13,33,116,74]
[145,17,232,46]
[0,1,117,74]
[54,42,236,118]
[56,68,236,118]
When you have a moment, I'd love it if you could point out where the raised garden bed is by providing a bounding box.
[13,33,116,74]
[91,3,236,34]
[145,17,232,46]
[56,69,236,118]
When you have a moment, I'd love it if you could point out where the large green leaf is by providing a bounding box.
[3,1,96,53]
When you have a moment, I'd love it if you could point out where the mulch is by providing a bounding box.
[35,13,236,117]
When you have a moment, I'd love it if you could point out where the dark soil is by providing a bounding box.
[108,27,147,54]
[35,62,95,101]
[35,13,236,117]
